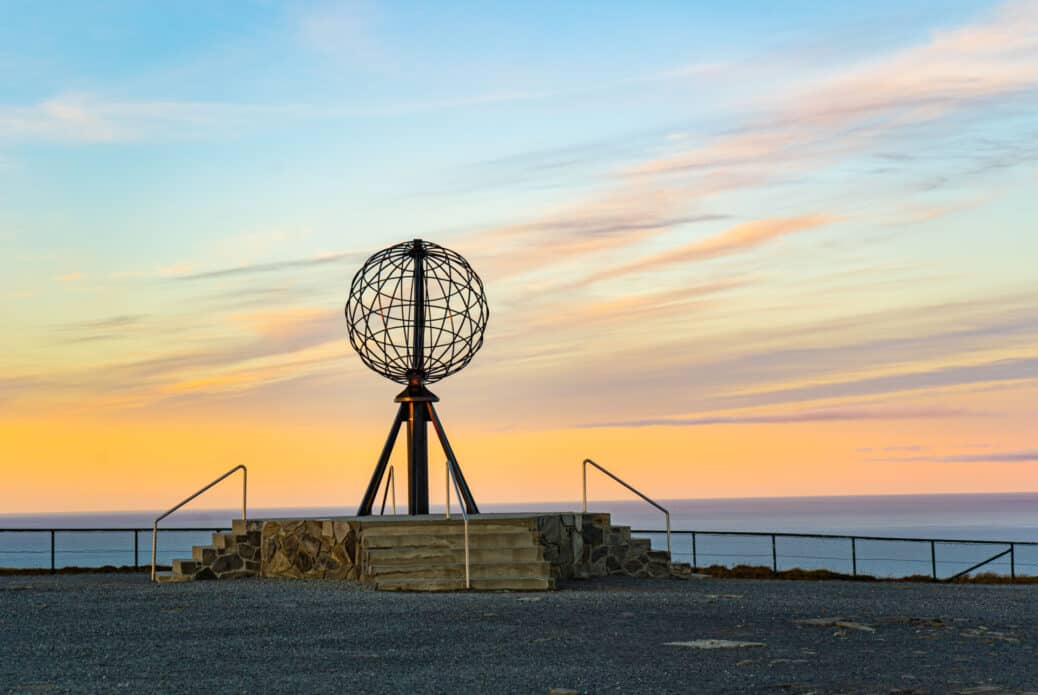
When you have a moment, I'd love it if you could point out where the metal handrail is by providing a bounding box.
[583,458,671,556]
[151,465,247,581]
[379,464,397,515]
[444,460,471,589]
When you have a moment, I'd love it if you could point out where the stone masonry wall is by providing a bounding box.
[535,512,681,580]
[192,513,683,583]
[260,520,360,580]
[182,520,263,580]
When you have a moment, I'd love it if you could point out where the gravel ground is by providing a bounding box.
[1,574,1037,694]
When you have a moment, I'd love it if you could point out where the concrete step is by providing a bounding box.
[155,571,192,584]
[192,545,217,563]
[362,531,537,550]
[367,561,551,581]
[364,545,543,565]
[172,559,199,575]
[374,576,553,592]
[360,522,534,536]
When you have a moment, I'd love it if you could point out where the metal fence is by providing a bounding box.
[0,528,228,572]
[633,529,1038,582]
[4,526,1037,582]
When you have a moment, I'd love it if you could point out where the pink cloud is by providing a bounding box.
[588,214,839,284]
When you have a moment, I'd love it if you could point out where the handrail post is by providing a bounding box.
[445,460,470,589]
[50,530,55,574]
[930,540,937,580]
[771,534,777,574]
[151,522,158,582]
[134,530,139,569]
[691,531,697,569]
[462,510,470,589]
[851,537,857,577]
[445,459,451,520]
[581,460,588,513]
[1011,543,1016,583]
[665,512,671,558]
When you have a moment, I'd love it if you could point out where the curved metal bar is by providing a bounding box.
[582,458,671,557]
[151,465,247,582]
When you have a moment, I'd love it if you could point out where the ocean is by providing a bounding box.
[3,492,1038,578]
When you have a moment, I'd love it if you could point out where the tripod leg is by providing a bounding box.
[426,402,479,514]
[357,405,406,516]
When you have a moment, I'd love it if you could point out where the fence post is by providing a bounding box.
[50,530,55,574]
[691,532,697,569]
[1011,543,1016,583]
[930,540,937,580]
[851,537,857,577]
[134,530,139,569]
[771,534,777,574]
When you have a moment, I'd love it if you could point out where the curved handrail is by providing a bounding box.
[379,464,397,515]
[151,465,247,582]
[444,460,471,589]
[582,458,671,557]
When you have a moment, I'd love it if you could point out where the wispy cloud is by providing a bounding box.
[869,449,1038,463]
[715,357,1038,412]
[0,93,312,144]
[53,314,148,344]
[461,185,726,281]
[622,2,1038,183]
[585,215,839,285]
[578,406,984,429]
[172,251,364,281]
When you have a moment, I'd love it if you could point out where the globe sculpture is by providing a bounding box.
[346,239,488,515]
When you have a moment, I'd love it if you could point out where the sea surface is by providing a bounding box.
[3,493,1038,578]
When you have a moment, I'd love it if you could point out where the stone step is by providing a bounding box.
[670,562,696,579]
[362,531,537,550]
[629,538,651,552]
[192,545,217,563]
[172,559,199,576]
[359,521,534,536]
[364,545,543,565]
[367,561,551,581]
[231,519,263,536]
[647,550,671,562]
[154,571,192,584]
[374,576,553,592]
[212,532,237,550]
[607,526,632,544]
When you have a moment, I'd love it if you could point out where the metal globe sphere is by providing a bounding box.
[345,239,489,385]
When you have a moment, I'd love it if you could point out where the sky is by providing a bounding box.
[2,1,1037,514]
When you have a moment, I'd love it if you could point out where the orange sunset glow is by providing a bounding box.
[3,1,1038,515]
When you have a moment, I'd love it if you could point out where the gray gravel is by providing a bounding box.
[1,574,1037,694]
